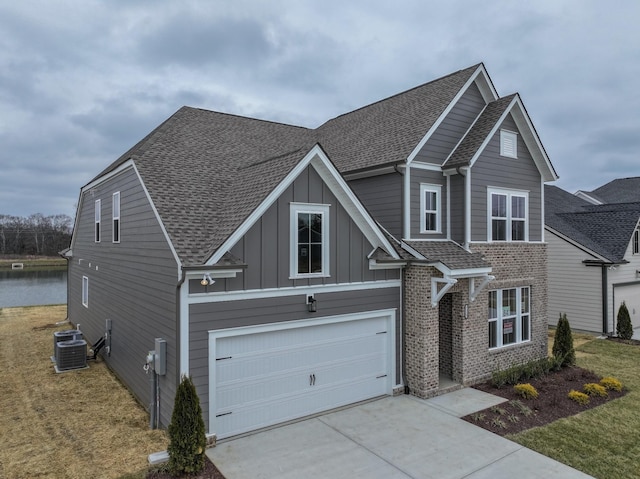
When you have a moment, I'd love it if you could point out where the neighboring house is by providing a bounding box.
[545,184,640,335]
[65,63,558,440]
[575,177,640,205]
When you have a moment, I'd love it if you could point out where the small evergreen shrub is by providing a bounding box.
[491,357,559,388]
[167,375,207,475]
[583,383,608,397]
[568,390,590,405]
[514,383,539,400]
[616,302,633,340]
[600,376,623,392]
[552,313,575,367]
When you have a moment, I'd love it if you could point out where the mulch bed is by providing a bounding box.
[146,457,226,479]
[462,366,627,436]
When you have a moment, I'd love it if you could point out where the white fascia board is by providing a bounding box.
[410,161,444,172]
[574,191,603,205]
[406,65,497,165]
[369,259,407,270]
[467,96,519,168]
[442,103,489,168]
[76,159,182,279]
[208,145,400,266]
[400,241,426,260]
[403,164,411,239]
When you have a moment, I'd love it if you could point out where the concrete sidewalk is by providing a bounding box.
[207,390,592,479]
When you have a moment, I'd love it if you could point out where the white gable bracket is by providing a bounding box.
[431,276,458,307]
[469,274,495,302]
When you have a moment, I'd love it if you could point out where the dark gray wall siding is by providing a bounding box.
[68,166,179,428]
[449,175,465,244]
[470,115,543,242]
[190,165,400,294]
[188,287,401,430]
[348,173,403,238]
[414,82,486,165]
[409,168,447,239]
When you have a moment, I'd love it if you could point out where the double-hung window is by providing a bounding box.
[420,184,441,233]
[489,188,528,241]
[488,287,530,349]
[94,199,101,243]
[112,192,121,243]
[290,203,330,278]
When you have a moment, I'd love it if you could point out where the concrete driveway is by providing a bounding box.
[207,390,592,479]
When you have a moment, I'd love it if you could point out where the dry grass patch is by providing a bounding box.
[547,328,596,357]
[0,306,168,479]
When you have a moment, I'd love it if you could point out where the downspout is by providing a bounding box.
[602,265,608,335]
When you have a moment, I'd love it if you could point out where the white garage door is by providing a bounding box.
[614,283,640,336]
[209,310,395,439]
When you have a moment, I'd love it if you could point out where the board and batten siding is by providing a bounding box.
[348,173,402,239]
[449,174,466,245]
[413,82,487,165]
[188,287,401,430]
[546,230,602,333]
[409,167,447,240]
[68,165,179,428]
[470,114,543,242]
[190,165,400,294]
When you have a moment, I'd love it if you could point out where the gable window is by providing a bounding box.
[290,203,330,278]
[95,199,101,243]
[500,130,518,158]
[488,189,528,242]
[634,228,639,255]
[420,184,441,233]
[82,276,89,308]
[488,287,530,349]
[112,192,121,243]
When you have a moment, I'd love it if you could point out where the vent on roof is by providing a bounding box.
[55,339,88,371]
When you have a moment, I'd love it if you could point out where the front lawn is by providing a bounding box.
[511,338,640,479]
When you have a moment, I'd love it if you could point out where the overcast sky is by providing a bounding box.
[1,1,638,219]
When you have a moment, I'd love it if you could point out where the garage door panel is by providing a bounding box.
[211,312,394,439]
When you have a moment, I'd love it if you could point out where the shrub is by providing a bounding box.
[491,357,558,387]
[616,302,633,340]
[470,412,486,422]
[491,418,507,429]
[583,383,608,397]
[490,405,507,416]
[600,376,623,392]
[511,400,533,417]
[167,375,207,475]
[552,313,575,367]
[568,390,590,405]
[514,383,539,400]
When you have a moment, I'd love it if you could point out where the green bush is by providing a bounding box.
[616,302,633,340]
[552,313,575,367]
[491,357,558,388]
[514,383,539,399]
[167,375,207,475]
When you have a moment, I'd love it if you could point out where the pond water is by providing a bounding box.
[0,269,67,308]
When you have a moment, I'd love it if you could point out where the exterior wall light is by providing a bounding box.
[307,295,317,313]
[201,274,215,286]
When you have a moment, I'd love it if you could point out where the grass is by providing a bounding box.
[0,306,168,479]
[510,337,640,479]
[0,256,67,270]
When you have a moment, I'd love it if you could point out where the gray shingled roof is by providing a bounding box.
[315,64,481,173]
[404,240,490,271]
[89,65,487,266]
[444,94,516,169]
[545,185,640,263]
[591,177,640,203]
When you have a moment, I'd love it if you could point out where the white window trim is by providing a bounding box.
[94,199,101,243]
[112,191,121,243]
[82,276,89,308]
[500,129,518,158]
[419,183,442,234]
[488,287,530,349]
[487,187,529,242]
[289,202,330,279]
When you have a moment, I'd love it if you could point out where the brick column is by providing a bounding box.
[403,264,439,398]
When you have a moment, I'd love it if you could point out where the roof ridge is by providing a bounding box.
[184,105,311,131]
[315,63,482,127]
